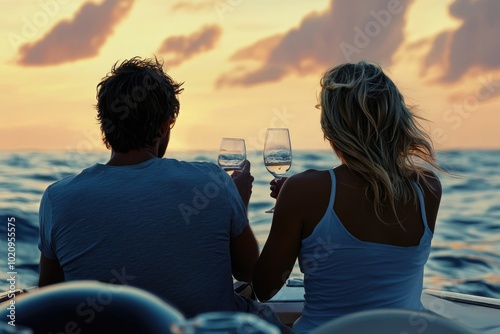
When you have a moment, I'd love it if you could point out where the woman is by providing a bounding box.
[253,61,442,334]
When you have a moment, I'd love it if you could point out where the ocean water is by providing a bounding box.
[0,150,499,299]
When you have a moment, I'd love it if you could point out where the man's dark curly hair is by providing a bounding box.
[96,56,183,153]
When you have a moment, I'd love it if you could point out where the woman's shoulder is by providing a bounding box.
[278,169,333,238]
[417,169,442,198]
[280,169,332,208]
[285,169,331,188]
[415,169,442,232]
[291,168,331,178]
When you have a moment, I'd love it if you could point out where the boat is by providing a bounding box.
[265,279,500,333]
[1,281,500,333]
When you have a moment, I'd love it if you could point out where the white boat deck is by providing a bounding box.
[265,282,500,333]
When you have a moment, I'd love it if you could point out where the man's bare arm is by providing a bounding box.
[38,254,64,287]
[230,225,259,282]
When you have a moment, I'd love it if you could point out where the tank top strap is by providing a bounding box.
[327,169,336,209]
[413,182,430,231]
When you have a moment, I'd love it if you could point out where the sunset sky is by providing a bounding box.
[1,0,499,153]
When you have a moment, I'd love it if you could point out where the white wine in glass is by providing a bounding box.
[263,128,292,213]
[218,138,246,174]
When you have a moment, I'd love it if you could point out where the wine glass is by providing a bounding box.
[218,138,246,174]
[263,128,292,213]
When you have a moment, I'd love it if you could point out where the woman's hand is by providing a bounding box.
[270,177,288,199]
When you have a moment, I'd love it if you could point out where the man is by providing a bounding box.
[38,57,262,318]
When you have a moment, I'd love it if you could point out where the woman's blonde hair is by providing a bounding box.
[320,61,438,223]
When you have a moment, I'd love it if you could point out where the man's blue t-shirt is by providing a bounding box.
[38,158,248,317]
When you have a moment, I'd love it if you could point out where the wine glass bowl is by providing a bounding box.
[263,128,292,213]
[263,150,292,178]
[218,138,246,173]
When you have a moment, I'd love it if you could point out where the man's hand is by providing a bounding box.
[231,160,254,208]
[270,177,288,199]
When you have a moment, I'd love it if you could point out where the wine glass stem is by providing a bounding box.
[265,176,282,213]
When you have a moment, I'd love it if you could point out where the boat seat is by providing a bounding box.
[0,281,185,334]
[309,308,476,334]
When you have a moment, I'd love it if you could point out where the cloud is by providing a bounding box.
[229,34,283,62]
[158,25,222,67]
[216,0,413,87]
[423,0,500,82]
[170,1,212,12]
[16,0,134,66]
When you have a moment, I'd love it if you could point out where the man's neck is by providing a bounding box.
[106,148,158,166]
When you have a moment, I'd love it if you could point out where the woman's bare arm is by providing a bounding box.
[253,175,306,301]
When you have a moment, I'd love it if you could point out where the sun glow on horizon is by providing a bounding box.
[1,0,499,152]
